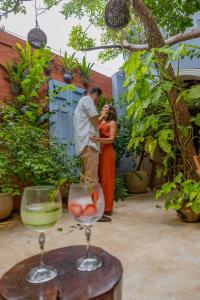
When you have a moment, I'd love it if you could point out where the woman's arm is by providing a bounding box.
[90,112,107,128]
[90,121,117,144]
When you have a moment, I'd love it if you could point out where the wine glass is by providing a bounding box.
[68,183,104,271]
[20,186,62,284]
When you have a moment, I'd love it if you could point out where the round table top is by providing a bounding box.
[0,245,123,300]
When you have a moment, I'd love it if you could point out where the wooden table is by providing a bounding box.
[0,245,123,300]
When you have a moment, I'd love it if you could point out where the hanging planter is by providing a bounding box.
[63,71,73,83]
[105,0,130,30]
[82,76,89,87]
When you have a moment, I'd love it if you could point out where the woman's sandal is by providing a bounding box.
[97,215,112,222]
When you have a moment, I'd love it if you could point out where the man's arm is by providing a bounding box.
[90,114,105,129]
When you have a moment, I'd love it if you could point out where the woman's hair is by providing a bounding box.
[105,104,117,122]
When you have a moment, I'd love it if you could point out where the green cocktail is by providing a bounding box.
[21,202,62,232]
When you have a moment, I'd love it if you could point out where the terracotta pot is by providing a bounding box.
[177,202,199,223]
[125,170,148,193]
[0,193,13,220]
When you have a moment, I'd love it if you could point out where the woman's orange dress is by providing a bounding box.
[99,121,115,213]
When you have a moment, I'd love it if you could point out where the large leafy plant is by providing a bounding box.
[0,42,79,195]
[1,43,52,106]
[156,173,200,215]
[0,103,80,194]
[123,44,200,176]
[123,43,200,212]
[79,56,94,85]
[60,51,79,74]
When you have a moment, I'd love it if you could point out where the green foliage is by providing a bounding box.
[3,1,199,62]
[1,43,52,105]
[60,51,79,73]
[68,25,95,51]
[122,44,200,179]
[115,114,134,167]
[123,44,200,214]
[0,42,79,195]
[0,103,80,195]
[114,177,128,202]
[79,56,94,85]
[61,0,137,62]
[61,0,200,61]
[98,48,122,63]
[144,0,200,35]
[0,0,60,20]
[156,173,200,214]
[0,0,26,19]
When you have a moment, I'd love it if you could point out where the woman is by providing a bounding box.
[90,104,117,221]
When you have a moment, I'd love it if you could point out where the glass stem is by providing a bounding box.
[39,232,45,267]
[85,226,91,259]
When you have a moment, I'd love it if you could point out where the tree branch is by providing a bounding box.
[166,29,200,46]
[0,0,32,19]
[81,43,148,52]
[82,29,200,53]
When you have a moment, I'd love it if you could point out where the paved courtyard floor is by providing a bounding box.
[0,192,200,300]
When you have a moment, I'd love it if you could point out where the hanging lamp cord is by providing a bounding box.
[35,0,39,27]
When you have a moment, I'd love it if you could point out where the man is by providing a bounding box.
[74,86,104,184]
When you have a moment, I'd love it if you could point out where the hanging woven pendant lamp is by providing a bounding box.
[105,0,130,30]
[27,23,47,49]
[27,0,47,49]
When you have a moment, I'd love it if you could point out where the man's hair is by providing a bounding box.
[88,87,102,96]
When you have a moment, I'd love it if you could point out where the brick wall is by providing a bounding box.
[0,31,112,102]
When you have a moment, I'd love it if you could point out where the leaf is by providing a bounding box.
[158,139,171,154]
[156,168,163,178]
[189,191,197,201]
[159,129,174,140]
[150,86,162,104]
[194,113,200,126]
[191,202,200,214]
[174,173,183,184]
[187,85,200,100]
[165,199,172,210]
[145,137,157,158]
[161,81,173,92]
[155,189,162,199]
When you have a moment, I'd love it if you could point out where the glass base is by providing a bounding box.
[76,255,102,271]
[26,265,57,284]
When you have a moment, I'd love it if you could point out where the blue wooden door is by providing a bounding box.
[48,80,85,155]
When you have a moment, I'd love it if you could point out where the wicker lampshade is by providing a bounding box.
[105,0,130,30]
[27,26,47,49]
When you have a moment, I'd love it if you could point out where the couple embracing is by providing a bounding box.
[74,87,117,222]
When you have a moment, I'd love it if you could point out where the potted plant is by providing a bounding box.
[60,52,79,83]
[0,151,16,220]
[114,115,148,193]
[124,149,149,193]
[156,173,200,222]
[79,56,94,86]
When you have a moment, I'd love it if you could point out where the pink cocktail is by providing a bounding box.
[68,183,104,271]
